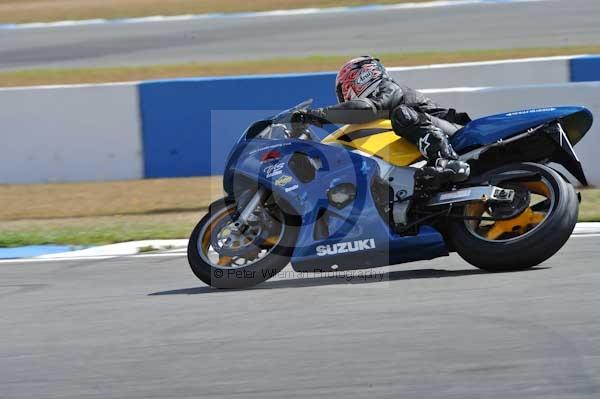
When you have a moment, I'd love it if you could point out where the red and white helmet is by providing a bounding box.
[335,56,387,103]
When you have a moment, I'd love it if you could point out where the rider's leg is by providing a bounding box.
[390,105,470,182]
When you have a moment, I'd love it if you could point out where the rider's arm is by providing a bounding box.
[306,98,386,125]
[302,79,403,125]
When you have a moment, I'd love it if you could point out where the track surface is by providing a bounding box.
[1,0,600,71]
[1,235,600,398]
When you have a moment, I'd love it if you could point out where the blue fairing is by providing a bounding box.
[220,104,594,271]
[225,137,449,271]
[451,106,592,152]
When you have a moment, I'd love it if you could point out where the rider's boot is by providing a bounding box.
[416,129,470,184]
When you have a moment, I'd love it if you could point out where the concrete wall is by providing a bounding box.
[0,83,142,184]
[136,78,600,184]
[2,55,600,184]
[137,55,600,181]
[387,55,600,89]
[388,56,571,90]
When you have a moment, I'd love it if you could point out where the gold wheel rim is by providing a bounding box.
[464,178,554,242]
[199,206,283,268]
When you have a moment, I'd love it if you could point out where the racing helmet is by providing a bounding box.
[335,56,387,103]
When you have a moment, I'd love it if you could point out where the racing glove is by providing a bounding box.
[291,110,328,127]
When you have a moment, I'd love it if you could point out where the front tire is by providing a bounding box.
[450,163,579,272]
[187,199,298,289]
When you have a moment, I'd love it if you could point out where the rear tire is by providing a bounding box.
[450,163,578,272]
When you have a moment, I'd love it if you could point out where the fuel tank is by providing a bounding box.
[322,119,423,166]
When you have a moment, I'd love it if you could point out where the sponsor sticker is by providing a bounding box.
[316,238,376,257]
[259,150,281,163]
[275,175,293,187]
[284,184,299,193]
[249,142,291,156]
[264,162,284,178]
[505,108,556,117]
[356,70,373,85]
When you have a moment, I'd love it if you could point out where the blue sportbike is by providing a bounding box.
[188,100,592,288]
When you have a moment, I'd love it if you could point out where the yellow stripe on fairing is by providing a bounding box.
[322,119,423,166]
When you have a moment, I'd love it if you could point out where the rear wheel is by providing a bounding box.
[450,163,579,272]
[187,196,298,289]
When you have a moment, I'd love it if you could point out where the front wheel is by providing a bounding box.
[450,163,579,272]
[187,196,298,289]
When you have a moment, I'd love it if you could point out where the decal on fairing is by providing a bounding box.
[316,239,376,257]
[264,162,284,178]
[275,175,293,187]
[505,108,556,117]
[249,142,292,156]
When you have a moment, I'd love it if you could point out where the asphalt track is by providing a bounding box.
[1,234,600,398]
[1,0,600,72]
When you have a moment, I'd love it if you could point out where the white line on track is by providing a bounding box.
[1,231,598,264]
[571,233,600,238]
[0,0,548,30]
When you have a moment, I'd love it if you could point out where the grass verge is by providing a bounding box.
[0,0,433,24]
[0,177,222,247]
[2,45,600,88]
[0,177,222,220]
[579,189,600,222]
[1,178,599,247]
[0,212,203,247]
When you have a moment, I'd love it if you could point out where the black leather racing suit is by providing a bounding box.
[307,77,471,162]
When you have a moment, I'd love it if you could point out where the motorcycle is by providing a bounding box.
[188,99,592,289]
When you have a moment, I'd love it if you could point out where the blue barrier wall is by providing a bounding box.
[139,72,336,178]
[570,56,600,83]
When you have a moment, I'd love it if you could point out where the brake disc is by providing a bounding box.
[210,217,264,258]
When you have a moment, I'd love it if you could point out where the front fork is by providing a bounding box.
[237,187,269,226]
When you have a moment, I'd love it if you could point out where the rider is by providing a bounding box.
[295,56,471,182]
